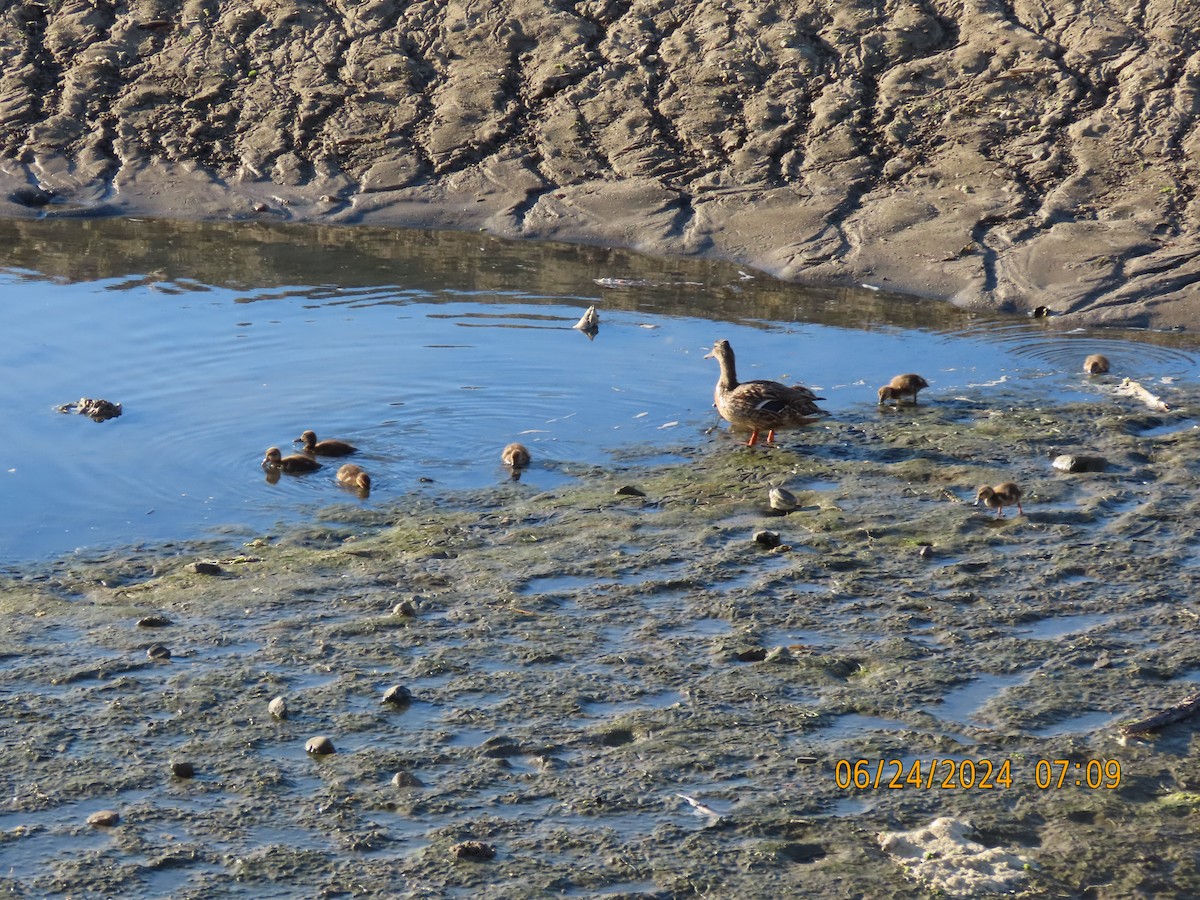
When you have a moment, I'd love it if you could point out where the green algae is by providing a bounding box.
[0,384,1198,896]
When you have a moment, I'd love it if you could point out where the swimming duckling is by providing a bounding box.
[705,339,829,446]
[878,373,929,405]
[336,463,371,494]
[502,442,531,469]
[1083,354,1110,375]
[296,430,357,456]
[975,482,1024,518]
[263,446,322,473]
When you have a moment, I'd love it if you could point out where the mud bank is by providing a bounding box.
[2,381,1199,896]
[3,0,1200,328]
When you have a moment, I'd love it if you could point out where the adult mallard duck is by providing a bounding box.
[263,447,322,473]
[704,339,828,446]
[337,463,371,494]
[296,430,357,456]
[878,373,929,405]
[975,482,1023,518]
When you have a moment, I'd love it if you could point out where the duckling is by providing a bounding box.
[263,446,322,473]
[572,306,599,335]
[336,463,371,494]
[1083,354,1110,375]
[975,482,1024,518]
[502,442,531,469]
[296,430,357,456]
[878,373,929,405]
[704,339,829,446]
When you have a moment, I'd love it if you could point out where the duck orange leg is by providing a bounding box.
[766,430,777,443]
[746,430,760,446]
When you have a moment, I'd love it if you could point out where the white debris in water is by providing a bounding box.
[877,817,1031,897]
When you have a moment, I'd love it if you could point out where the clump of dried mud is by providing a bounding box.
[2,0,1200,327]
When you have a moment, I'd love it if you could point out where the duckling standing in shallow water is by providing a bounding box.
[263,447,322,473]
[1083,354,1110,375]
[878,373,929,405]
[502,442,531,469]
[296,430,357,456]
[975,482,1024,518]
[704,339,829,446]
[337,463,371,494]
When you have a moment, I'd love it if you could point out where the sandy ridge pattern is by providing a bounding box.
[2,0,1200,327]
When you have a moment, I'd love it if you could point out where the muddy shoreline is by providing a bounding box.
[4,0,1200,328]
[3,382,1200,896]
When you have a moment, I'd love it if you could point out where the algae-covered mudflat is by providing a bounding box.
[2,379,1198,897]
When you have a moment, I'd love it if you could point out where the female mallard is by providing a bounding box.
[878,373,929,405]
[263,447,322,473]
[705,339,828,446]
[337,463,371,494]
[975,482,1023,518]
[296,430,357,456]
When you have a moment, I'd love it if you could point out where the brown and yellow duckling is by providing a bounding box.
[295,430,357,456]
[1083,354,1110,375]
[502,442,531,469]
[975,482,1024,518]
[705,339,829,446]
[263,446,322,473]
[878,373,929,405]
[336,463,371,494]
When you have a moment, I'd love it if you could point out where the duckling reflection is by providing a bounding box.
[295,430,357,456]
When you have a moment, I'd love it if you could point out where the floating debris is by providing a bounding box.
[56,398,122,422]
[1112,378,1170,411]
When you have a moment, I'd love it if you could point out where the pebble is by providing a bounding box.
[268,696,288,719]
[392,599,418,617]
[191,561,222,576]
[147,644,171,660]
[391,770,424,788]
[451,840,497,861]
[768,487,798,511]
[753,530,781,548]
[382,685,412,706]
[1052,454,1107,473]
[918,544,934,559]
[614,485,646,497]
[137,614,172,628]
[87,809,120,827]
[305,735,336,755]
[171,761,195,778]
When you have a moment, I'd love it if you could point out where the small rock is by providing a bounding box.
[753,530,781,548]
[1031,306,1053,318]
[918,544,934,559]
[391,770,424,788]
[191,561,222,576]
[306,735,336,756]
[392,599,417,617]
[735,647,768,662]
[769,487,798,511]
[87,809,120,827]
[451,840,497,861]
[614,485,646,497]
[381,685,412,706]
[1052,454,1107,473]
[764,645,792,663]
[147,644,171,660]
[137,615,172,628]
[171,761,195,778]
[268,696,288,719]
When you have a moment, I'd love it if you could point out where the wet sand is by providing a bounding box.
[3,1,1200,328]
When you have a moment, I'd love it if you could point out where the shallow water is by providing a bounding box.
[2,217,1198,563]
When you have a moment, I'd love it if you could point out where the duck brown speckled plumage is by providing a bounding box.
[1083,354,1110,375]
[878,373,929,405]
[263,446,322,473]
[296,430,357,456]
[976,482,1024,518]
[705,339,829,446]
